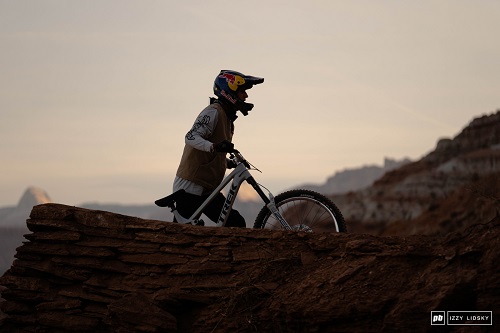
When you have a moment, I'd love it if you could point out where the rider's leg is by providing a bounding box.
[174,191,205,222]
[175,191,246,227]
[225,210,246,228]
[203,193,246,228]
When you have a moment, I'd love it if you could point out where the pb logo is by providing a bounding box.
[431,311,446,325]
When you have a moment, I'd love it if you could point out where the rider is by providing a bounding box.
[173,70,264,227]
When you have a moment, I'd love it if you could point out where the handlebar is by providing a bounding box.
[229,149,252,169]
[230,149,244,162]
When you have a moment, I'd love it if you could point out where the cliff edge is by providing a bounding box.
[1,204,499,332]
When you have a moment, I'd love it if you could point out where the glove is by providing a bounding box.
[213,140,234,153]
[227,159,238,169]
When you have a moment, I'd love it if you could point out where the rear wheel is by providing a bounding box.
[253,190,346,232]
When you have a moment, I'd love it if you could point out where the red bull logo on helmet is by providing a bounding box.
[219,73,245,91]
[220,90,237,104]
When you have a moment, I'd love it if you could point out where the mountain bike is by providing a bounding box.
[155,149,346,233]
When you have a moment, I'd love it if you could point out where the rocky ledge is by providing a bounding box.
[1,204,499,332]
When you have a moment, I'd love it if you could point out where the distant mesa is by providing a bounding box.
[17,187,51,210]
[297,157,411,195]
[0,187,51,228]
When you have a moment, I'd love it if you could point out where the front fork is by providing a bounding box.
[246,177,293,231]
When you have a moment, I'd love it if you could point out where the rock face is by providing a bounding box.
[335,110,500,236]
[1,204,499,332]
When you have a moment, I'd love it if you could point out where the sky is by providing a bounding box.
[1,0,499,207]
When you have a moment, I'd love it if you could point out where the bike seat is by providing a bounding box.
[155,189,186,208]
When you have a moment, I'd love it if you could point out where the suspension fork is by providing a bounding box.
[246,176,293,231]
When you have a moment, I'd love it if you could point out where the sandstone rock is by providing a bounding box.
[1,203,499,332]
[334,110,500,236]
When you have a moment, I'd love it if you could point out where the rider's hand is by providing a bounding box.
[227,159,237,169]
[213,140,234,153]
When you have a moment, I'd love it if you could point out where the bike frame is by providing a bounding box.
[173,151,293,230]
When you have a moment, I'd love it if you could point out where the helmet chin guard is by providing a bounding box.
[213,70,264,115]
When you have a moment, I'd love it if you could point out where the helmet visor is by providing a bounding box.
[242,75,264,90]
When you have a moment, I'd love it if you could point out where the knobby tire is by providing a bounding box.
[253,189,347,233]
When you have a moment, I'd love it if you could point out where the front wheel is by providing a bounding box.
[253,190,347,233]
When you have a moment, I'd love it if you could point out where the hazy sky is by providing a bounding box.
[1,0,499,206]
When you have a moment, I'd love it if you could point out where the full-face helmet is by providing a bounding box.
[213,70,264,116]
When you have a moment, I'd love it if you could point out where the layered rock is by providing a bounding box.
[334,110,500,235]
[1,204,499,332]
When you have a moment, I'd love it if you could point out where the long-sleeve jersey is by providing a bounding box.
[174,106,220,195]
[184,107,219,152]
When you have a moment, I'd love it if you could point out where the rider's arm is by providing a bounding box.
[184,107,218,152]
